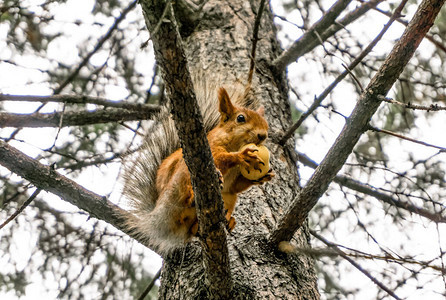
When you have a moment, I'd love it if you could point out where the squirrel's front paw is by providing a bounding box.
[239,147,262,171]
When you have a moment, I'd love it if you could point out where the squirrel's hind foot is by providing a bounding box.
[226,216,236,232]
[217,169,224,190]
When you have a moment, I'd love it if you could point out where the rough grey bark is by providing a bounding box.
[140,0,232,297]
[140,0,319,299]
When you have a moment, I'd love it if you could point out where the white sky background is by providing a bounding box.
[0,0,445,299]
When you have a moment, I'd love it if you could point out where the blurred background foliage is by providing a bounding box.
[0,0,445,299]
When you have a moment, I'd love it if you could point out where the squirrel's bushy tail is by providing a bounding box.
[123,188,192,253]
[122,111,184,252]
[122,73,259,253]
[123,112,178,212]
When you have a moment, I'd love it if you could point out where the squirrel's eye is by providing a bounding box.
[236,114,246,123]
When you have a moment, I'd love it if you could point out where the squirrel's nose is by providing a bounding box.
[257,133,267,143]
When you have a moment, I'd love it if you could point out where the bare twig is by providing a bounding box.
[342,63,364,92]
[62,153,124,171]
[51,102,67,151]
[152,0,172,38]
[272,0,353,71]
[371,4,446,55]
[0,189,42,230]
[270,0,445,244]
[0,183,32,208]
[296,151,446,223]
[279,0,407,145]
[379,95,446,111]
[368,124,446,152]
[54,0,138,94]
[140,0,173,49]
[311,230,402,300]
[137,268,162,300]
[290,242,445,273]
[435,224,446,291]
[247,0,266,85]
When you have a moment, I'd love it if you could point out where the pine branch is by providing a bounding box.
[0,140,144,244]
[379,95,446,111]
[372,5,446,54]
[0,108,158,128]
[296,152,446,223]
[272,0,357,71]
[368,124,446,152]
[279,1,404,145]
[140,0,232,297]
[311,230,402,300]
[0,94,161,112]
[54,0,139,94]
[270,0,445,244]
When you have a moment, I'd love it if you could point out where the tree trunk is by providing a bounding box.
[144,1,320,298]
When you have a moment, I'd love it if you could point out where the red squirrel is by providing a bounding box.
[123,86,274,253]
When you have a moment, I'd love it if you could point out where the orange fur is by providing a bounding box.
[154,87,273,240]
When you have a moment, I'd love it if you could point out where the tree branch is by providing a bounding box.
[137,268,162,300]
[3,0,140,141]
[272,0,357,71]
[140,0,231,297]
[247,0,266,84]
[54,0,138,94]
[368,124,446,152]
[379,95,446,111]
[296,152,446,223]
[0,188,41,230]
[0,94,161,112]
[0,140,144,243]
[372,4,446,55]
[279,0,405,145]
[311,230,402,300]
[270,0,445,244]
[0,108,159,128]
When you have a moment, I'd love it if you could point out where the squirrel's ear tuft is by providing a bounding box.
[257,106,265,116]
[218,87,235,121]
